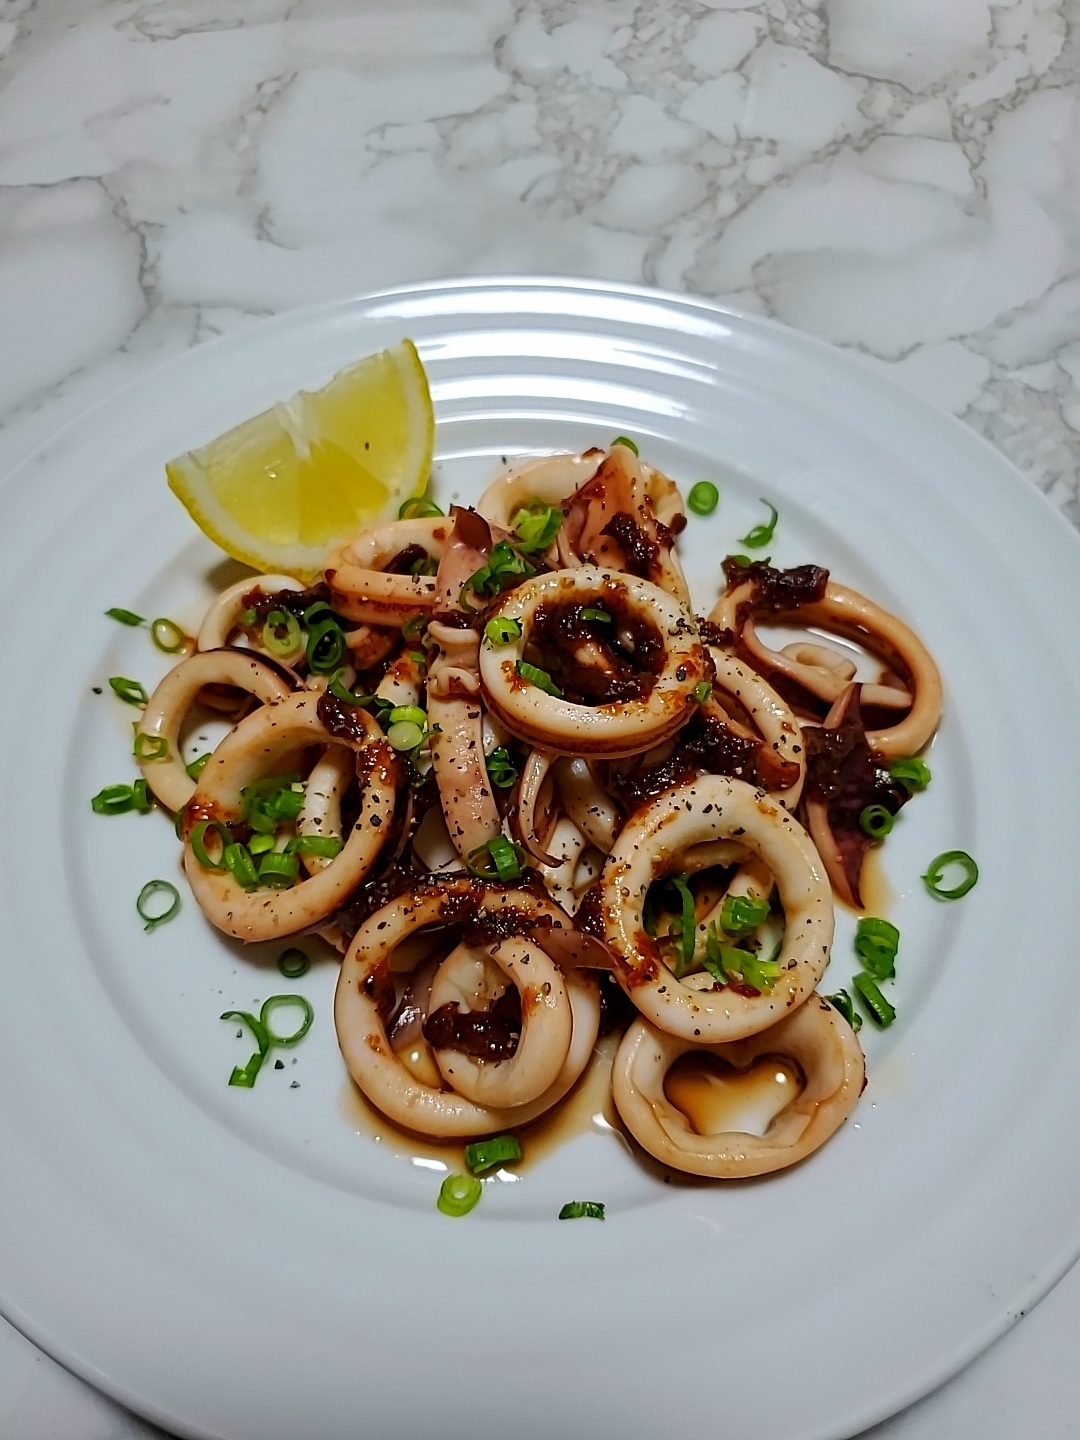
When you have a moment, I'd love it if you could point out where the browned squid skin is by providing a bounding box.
[426,620,501,859]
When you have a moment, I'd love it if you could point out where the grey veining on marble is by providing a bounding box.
[0,2,1079,1438]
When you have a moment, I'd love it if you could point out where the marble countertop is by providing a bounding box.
[1,1,1078,1436]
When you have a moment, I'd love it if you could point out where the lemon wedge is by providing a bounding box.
[167,339,434,579]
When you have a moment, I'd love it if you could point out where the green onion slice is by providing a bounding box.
[109,676,148,707]
[105,607,144,626]
[220,1009,270,1088]
[151,617,186,653]
[858,804,894,839]
[852,971,896,1028]
[248,833,276,855]
[185,752,211,780]
[285,835,344,859]
[466,836,527,883]
[189,819,231,871]
[261,609,302,657]
[258,851,300,888]
[611,436,638,455]
[465,1134,522,1174]
[579,608,611,623]
[666,874,697,978]
[701,925,780,992]
[278,947,311,979]
[388,705,426,727]
[511,500,562,554]
[922,850,978,900]
[484,616,522,647]
[131,779,154,813]
[91,783,137,815]
[224,842,259,890]
[889,756,931,791]
[687,481,719,516]
[437,1172,482,1217]
[260,993,314,1047]
[516,660,562,697]
[327,669,369,706]
[719,892,770,936]
[461,540,536,604]
[826,988,863,1032]
[486,746,518,789]
[399,496,444,520]
[559,1200,605,1220]
[136,879,180,932]
[693,680,712,704]
[854,916,899,980]
[739,499,779,549]
[387,720,424,752]
[401,614,427,644]
[133,732,169,762]
[306,613,346,674]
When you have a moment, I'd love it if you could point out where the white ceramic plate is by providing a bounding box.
[2,279,1078,1440]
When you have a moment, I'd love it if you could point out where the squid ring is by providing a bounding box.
[598,775,834,1042]
[197,574,303,653]
[611,996,864,1177]
[326,516,450,626]
[477,451,604,531]
[479,566,706,759]
[182,691,395,941]
[138,649,295,811]
[335,883,599,1139]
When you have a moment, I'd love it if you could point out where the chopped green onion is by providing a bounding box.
[91,783,138,815]
[401,614,427,643]
[224,842,259,890]
[466,836,527,883]
[559,1200,605,1220]
[220,993,313,1088]
[258,851,300,888]
[611,436,638,455]
[461,540,535,604]
[327,669,368,706]
[241,774,304,833]
[285,835,344,859]
[693,680,712,704]
[516,660,562,697]
[484,616,522,647]
[387,720,424,752]
[465,1135,522,1174]
[739,499,779,549]
[687,481,719,516]
[666,874,697,978]
[239,606,257,628]
[719,892,770,937]
[922,850,978,900]
[151,617,186,653]
[407,650,427,666]
[399,496,444,519]
[133,732,169,762]
[389,705,427,727]
[854,917,900,980]
[109,676,148,707]
[189,819,231,871]
[701,925,780,992]
[105,607,144,626]
[185,752,211,780]
[260,992,314,1047]
[278,947,310,979]
[304,603,347,673]
[852,971,896,1028]
[261,609,302,657]
[248,833,276,855]
[826,988,863,1032]
[511,500,562,553]
[131,779,153,813]
[136,879,180,932]
[409,553,438,577]
[437,1172,482,1217]
[579,608,611,623]
[889,756,932,792]
[859,804,894,839]
[486,747,518,789]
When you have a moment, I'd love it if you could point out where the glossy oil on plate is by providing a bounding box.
[1,279,1078,1440]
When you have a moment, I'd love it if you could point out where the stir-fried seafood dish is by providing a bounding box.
[125,439,946,1186]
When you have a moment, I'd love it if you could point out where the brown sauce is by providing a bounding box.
[664,1052,804,1137]
[527,595,664,706]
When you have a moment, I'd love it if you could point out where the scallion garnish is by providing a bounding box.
[826,988,862,1032]
[278,947,310,979]
[248,833,276,855]
[261,608,302,658]
[241,774,304,833]
[559,1200,605,1220]
[486,746,518,789]
[852,971,896,1028]
[719,892,770,936]
[665,873,697,978]
[466,835,527,883]
[922,850,978,900]
[437,1172,482,1217]
[889,756,931,791]
[285,835,344,859]
[611,436,638,455]
[303,601,347,674]
[465,1135,522,1174]
[739,499,779,549]
[399,496,444,520]
[189,819,230,871]
[579,608,611,623]
[854,916,899,980]
[387,720,424,752]
[511,499,562,554]
[185,752,211,781]
[327,669,368,706]
[106,607,144,626]
[700,924,780,992]
[401,614,427,644]
[687,481,719,516]
[258,851,300,888]
[131,779,153,812]
[220,993,314,1088]
[693,680,712,704]
[484,616,522,647]
[151,617,186,653]
[516,660,562,697]
[858,804,894,839]
[136,879,180,932]
[109,676,148,707]
[461,540,535,604]
[91,783,139,815]
[388,705,426,728]
[133,732,169,762]
[224,842,259,890]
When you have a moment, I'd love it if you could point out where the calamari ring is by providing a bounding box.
[479,566,706,759]
[427,936,573,1109]
[612,996,864,1178]
[183,691,395,941]
[138,649,295,811]
[335,882,599,1139]
[477,451,605,531]
[597,775,834,1042]
[710,579,941,759]
[197,574,303,653]
[326,515,450,626]
[708,648,805,809]
[613,996,869,1175]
